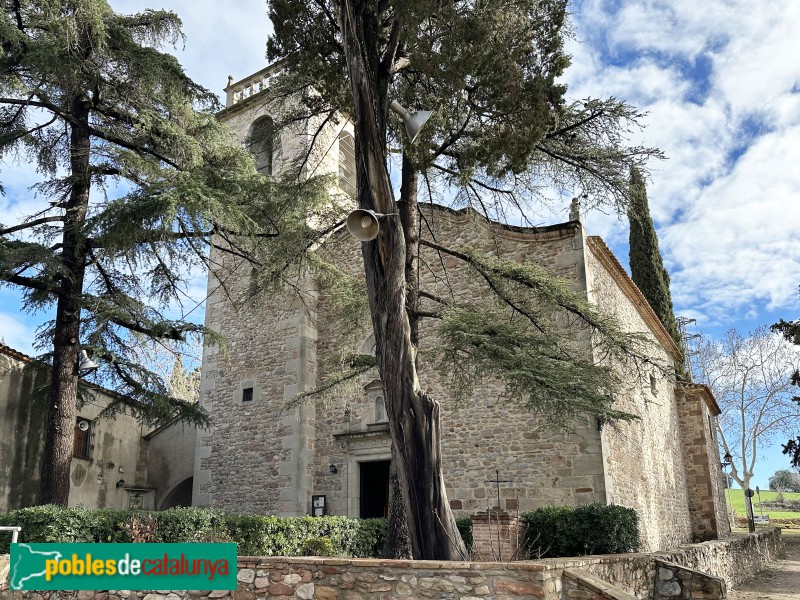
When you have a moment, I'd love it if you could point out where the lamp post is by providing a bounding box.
[721,452,734,528]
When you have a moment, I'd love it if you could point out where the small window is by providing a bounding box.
[649,374,657,395]
[374,396,386,423]
[73,418,92,460]
[338,130,356,197]
[242,387,254,403]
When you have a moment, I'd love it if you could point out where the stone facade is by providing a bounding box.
[584,238,694,551]
[676,385,731,542]
[192,70,730,553]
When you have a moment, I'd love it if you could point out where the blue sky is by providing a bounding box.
[1,0,799,489]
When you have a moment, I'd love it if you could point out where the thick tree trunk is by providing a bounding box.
[385,155,419,559]
[399,155,420,348]
[39,97,91,506]
[339,0,465,560]
[384,446,412,559]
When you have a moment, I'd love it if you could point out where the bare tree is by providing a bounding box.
[693,326,800,516]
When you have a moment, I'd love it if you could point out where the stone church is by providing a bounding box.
[190,66,730,553]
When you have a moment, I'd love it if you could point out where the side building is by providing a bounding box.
[0,343,196,512]
[192,68,730,552]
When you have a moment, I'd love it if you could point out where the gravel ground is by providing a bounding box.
[727,533,800,600]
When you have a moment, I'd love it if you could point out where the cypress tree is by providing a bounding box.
[265,0,669,559]
[627,166,683,355]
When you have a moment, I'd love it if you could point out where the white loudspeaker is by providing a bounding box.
[77,349,99,375]
[78,419,90,432]
[346,209,381,241]
[390,100,432,144]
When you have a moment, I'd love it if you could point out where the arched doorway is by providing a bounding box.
[159,477,193,509]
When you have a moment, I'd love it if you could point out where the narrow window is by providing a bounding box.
[73,418,92,459]
[649,374,657,395]
[242,387,254,403]
[248,117,274,176]
[374,396,386,423]
[338,130,356,197]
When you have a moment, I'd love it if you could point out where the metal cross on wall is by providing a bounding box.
[486,469,513,509]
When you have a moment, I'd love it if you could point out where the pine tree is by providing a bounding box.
[0,1,311,505]
[627,166,683,354]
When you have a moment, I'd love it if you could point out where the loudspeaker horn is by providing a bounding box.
[346,209,381,241]
[77,349,99,375]
[390,100,432,144]
[78,419,90,432]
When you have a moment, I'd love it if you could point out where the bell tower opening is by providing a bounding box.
[359,460,391,518]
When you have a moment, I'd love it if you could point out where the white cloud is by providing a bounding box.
[565,0,800,328]
[110,0,273,101]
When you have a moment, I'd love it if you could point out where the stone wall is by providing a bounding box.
[193,257,319,515]
[197,208,621,519]
[562,569,637,600]
[652,560,725,600]
[195,202,720,556]
[533,528,782,599]
[3,529,782,600]
[311,212,608,517]
[584,238,693,553]
[675,385,730,542]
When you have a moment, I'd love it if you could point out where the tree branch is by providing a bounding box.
[0,215,64,236]
[87,126,180,169]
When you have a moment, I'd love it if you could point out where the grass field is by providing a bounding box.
[724,488,800,519]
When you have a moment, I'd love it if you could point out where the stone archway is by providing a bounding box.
[159,476,193,509]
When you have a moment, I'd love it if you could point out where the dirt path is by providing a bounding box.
[727,534,800,600]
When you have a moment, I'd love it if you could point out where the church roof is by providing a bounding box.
[0,341,35,363]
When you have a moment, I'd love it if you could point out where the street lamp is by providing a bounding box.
[721,452,734,528]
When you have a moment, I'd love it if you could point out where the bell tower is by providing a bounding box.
[192,67,353,515]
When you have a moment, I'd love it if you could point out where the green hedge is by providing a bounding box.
[0,506,386,557]
[522,503,639,558]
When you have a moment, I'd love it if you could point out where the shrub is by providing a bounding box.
[522,503,639,558]
[0,505,386,557]
[300,536,335,557]
[0,505,130,551]
[154,507,229,543]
